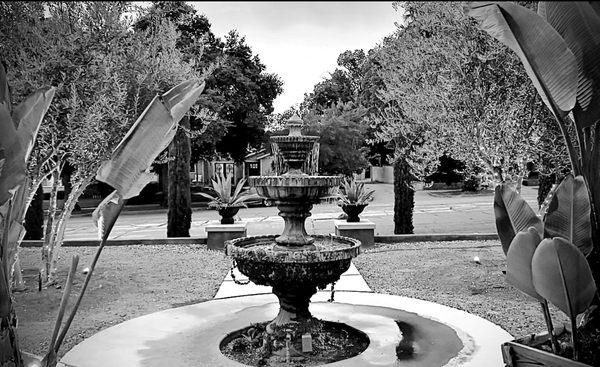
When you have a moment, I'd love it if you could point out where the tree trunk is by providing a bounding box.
[394,158,414,234]
[537,173,556,208]
[159,164,168,208]
[61,162,80,212]
[42,169,60,283]
[167,117,191,238]
[24,185,43,240]
[46,175,92,285]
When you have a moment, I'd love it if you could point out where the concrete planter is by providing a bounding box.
[217,206,241,225]
[334,219,375,248]
[206,222,247,250]
[340,204,368,222]
[501,327,592,367]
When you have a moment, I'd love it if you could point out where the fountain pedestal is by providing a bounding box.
[275,201,315,249]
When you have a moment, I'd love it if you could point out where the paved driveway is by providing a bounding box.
[62,183,539,241]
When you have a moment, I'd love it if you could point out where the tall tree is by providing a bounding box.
[212,31,283,162]
[135,1,213,236]
[2,2,198,283]
[303,102,370,176]
[137,2,282,236]
[167,116,192,237]
[377,1,567,188]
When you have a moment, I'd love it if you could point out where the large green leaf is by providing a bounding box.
[538,2,600,128]
[92,190,126,242]
[494,184,543,254]
[466,2,578,116]
[532,237,597,318]
[506,227,543,300]
[0,62,55,206]
[0,63,24,206]
[544,175,592,256]
[97,79,204,199]
[13,86,55,163]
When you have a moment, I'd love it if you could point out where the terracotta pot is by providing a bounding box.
[218,206,241,224]
[341,204,368,222]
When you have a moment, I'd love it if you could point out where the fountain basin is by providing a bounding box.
[227,235,361,328]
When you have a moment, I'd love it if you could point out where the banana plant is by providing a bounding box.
[494,184,543,255]
[506,227,559,354]
[466,0,600,290]
[532,237,596,361]
[0,61,55,367]
[39,78,205,366]
[495,175,598,360]
[467,3,600,360]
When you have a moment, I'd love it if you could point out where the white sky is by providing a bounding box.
[187,2,402,113]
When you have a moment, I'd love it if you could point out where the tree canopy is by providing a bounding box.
[371,1,567,183]
[137,1,283,163]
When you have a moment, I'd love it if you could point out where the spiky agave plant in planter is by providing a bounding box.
[199,172,258,224]
[336,178,375,222]
[466,2,600,366]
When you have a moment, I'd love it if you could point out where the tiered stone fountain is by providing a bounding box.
[60,114,513,367]
[226,113,361,331]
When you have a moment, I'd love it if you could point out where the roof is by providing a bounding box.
[245,149,272,161]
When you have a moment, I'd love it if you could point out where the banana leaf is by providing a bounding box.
[96,79,205,199]
[506,227,543,300]
[55,78,205,357]
[494,184,543,254]
[544,175,592,256]
[466,2,578,117]
[538,2,600,129]
[532,237,597,318]
[92,191,126,243]
[13,87,55,163]
[0,62,55,206]
[0,65,23,207]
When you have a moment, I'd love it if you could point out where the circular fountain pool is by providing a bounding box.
[60,292,512,367]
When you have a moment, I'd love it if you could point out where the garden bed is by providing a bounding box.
[15,245,230,358]
[15,240,568,360]
[353,241,569,339]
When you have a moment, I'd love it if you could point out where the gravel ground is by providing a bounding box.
[14,245,230,358]
[354,240,569,339]
[14,240,569,361]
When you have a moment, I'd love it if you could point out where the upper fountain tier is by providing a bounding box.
[248,114,341,205]
[270,113,318,175]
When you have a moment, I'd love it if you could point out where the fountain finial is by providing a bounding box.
[287,113,303,136]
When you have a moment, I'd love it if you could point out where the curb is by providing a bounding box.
[20,237,207,247]
[20,233,498,248]
[374,233,498,243]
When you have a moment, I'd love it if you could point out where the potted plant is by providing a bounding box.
[467,2,600,366]
[200,172,258,224]
[495,176,598,366]
[336,178,375,222]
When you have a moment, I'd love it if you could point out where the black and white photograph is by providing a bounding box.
[1,1,599,366]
